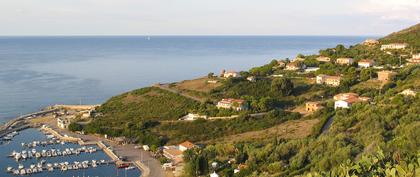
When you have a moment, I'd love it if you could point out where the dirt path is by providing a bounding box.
[153,84,205,103]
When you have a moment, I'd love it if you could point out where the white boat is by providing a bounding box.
[26,168,32,174]
[125,166,135,170]
[13,170,19,175]
[20,169,26,175]
[6,166,13,172]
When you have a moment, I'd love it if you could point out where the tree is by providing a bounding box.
[360,68,376,81]
[208,72,215,78]
[271,78,294,96]
[68,122,83,132]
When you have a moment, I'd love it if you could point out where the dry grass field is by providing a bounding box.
[173,77,222,93]
[210,119,319,143]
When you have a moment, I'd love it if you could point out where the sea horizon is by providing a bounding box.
[0,35,371,123]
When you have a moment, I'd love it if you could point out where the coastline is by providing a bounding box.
[0,106,161,177]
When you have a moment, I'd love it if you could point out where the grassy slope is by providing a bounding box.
[380,23,420,50]
[96,87,200,121]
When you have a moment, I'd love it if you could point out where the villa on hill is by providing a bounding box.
[336,58,354,65]
[316,56,331,62]
[362,39,379,46]
[285,62,305,71]
[380,43,408,50]
[316,74,341,87]
[377,70,397,82]
[220,70,240,78]
[216,98,248,111]
[334,93,370,109]
[358,59,375,68]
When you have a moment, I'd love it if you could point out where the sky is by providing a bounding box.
[0,0,419,36]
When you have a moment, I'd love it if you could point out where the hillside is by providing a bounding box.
[380,23,420,50]
[79,24,420,177]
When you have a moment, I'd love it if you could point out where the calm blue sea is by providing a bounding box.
[0,36,371,123]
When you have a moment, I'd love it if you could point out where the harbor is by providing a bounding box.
[0,126,141,177]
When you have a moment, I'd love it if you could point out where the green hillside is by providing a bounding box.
[80,24,420,176]
[380,23,420,50]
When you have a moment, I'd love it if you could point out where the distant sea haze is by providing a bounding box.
[0,36,372,123]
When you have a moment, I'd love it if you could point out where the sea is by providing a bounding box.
[0,36,371,177]
[0,36,372,123]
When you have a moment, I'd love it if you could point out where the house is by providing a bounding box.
[163,141,197,163]
[380,43,408,50]
[277,60,286,67]
[362,39,379,46]
[179,113,207,121]
[305,67,320,73]
[377,70,397,82]
[163,147,183,160]
[316,74,341,87]
[247,76,256,82]
[220,69,240,78]
[305,102,323,112]
[179,141,196,151]
[336,58,354,65]
[334,93,370,109]
[358,59,375,68]
[400,89,417,96]
[57,117,71,129]
[406,54,420,65]
[316,56,331,62]
[216,98,248,111]
[285,62,305,71]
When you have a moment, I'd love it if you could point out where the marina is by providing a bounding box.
[0,128,141,177]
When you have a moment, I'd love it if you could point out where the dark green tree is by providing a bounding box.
[271,78,294,96]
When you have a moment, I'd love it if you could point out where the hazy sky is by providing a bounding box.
[1,0,419,36]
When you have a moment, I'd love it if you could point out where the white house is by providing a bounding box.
[57,117,71,129]
[358,59,375,68]
[179,113,207,121]
[381,43,408,50]
[334,100,351,109]
[216,98,248,111]
[179,141,196,152]
[334,93,370,109]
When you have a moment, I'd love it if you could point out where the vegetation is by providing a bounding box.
[78,23,420,176]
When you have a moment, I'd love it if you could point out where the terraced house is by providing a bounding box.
[380,43,408,50]
[316,74,341,87]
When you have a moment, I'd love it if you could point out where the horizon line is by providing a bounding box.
[0,34,382,37]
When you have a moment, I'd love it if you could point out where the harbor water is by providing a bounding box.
[0,128,140,177]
